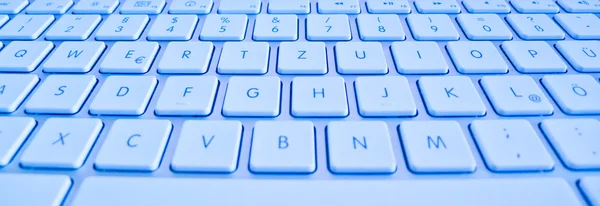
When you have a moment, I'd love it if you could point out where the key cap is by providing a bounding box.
[25,75,96,114]
[462,0,510,13]
[0,74,38,113]
[511,0,560,13]
[168,0,212,14]
[147,15,198,40]
[157,42,213,74]
[580,176,600,206]
[407,14,459,41]
[391,42,449,74]
[99,42,159,73]
[471,120,554,172]
[357,14,405,41]
[89,76,157,115]
[0,117,35,166]
[541,119,600,170]
[480,75,553,116]
[0,174,71,206]
[457,14,512,40]
[0,15,55,40]
[502,41,567,73]
[291,77,348,117]
[554,14,600,40]
[19,118,102,169]
[42,42,106,73]
[318,0,360,14]
[218,0,260,14]
[0,41,54,72]
[556,41,600,72]
[366,0,411,14]
[355,76,417,117]
[418,76,486,117]
[200,14,248,41]
[335,42,387,74]
[277,42,327,74]
[250,121,315,173]
[45,15,102,40]
[506,14,565,40]
[0,15,8,27]
[415,0,460,14]
[400,121,476,173]
[268,0,310,14]
[306,14,351,41]
[557,0,600,13]
[72,0,120,14]
[218,42,269,74]
[155,76,218,116]
[95,15,150,40]
[0,0,28,14]
[94,119,171,171]
[171,120,242,173]
[542,74,600,115]
[253,14,298,41]
[26,0,73,14]
[447,41,508,74]
[120,0,165,14]
[222,76,281,117]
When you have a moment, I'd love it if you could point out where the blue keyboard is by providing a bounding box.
[0,0,600,205]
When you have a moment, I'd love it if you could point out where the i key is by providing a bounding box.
[45,15,102,40]
[42,42,106,73]
[147,15,198,41]
[391,42,449,74]
[95,15,150,41]
[0,14,55,40]
[25,75,97,114]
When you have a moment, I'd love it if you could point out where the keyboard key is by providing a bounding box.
[306,14,351,41]
[218,42,269,74]
[147,15,198,40]
[19,118,102,169]
[366,0,410,14]
[0,41,54,72]
[218,0,260,14]
[291,77,348,117]
[456,14,512,40]
[418,76,486,117]
[400,121,476,173]
[554,14,600,40]
[480,75,554,116]
[94,119,172,171]
[558,0,600,13]
[268,0,310,14]
[391,41,448,74]
[25,75,96,114]
[168,0,212,14]
[0,117,35,166]
[72,0,119,14]
[0,174,71,206]
[502,41,567,73]
[42,42,106,73]
[335,42,387,74]
[95,15,150,40]
[415,0,460,14]
[317,0,360,14]
[555,41,600,72]
[222,76,281,117]
[470,120,554,172]
[0,0,28,14]
[120,0,165,14]
[45,15,102,40]
[462,0,510,13]
[542,74,600,115]
[356,14,405,41]
[277,42,327,74]
[355,76,417,117]
[506,14,565,40]
[0,14,55,40]
[253,14,298,41]
[99,42,159,73]
[327,121,395,173]
[580,176,600,206]
[89,76,157,115]
[511,0,560,13]
[250,121,315,173]
[541,119,600,170]
[0,74,38,113]
[26,0,73,14]
[171,120,242,173]
[157,42,213,74]
[155,76,218,116]
[200,14,248,41]
[0,14,7,27]
[407,14,459,41]
[446,41,508,74]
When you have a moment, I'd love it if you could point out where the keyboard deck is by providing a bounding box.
[1,0,600,205]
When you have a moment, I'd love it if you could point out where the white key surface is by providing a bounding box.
[277,42,327,74]
[0,14,55,40]
[0,41,54,72]
[26,0,73,14]
[0,0,28,14]
[541,119,600,170]
[0,174,72,206]
[0,117,35,166]
[253,14,298,41]
[24,75,97,114]
[146,14,198,40]
[157,42,213,74]
[542,75,600,115]
[217,42,270,74]
[120,0,165,14]
[354,76,417,117]
[200,14,248,41]
[154,76,218,116]
[291,77,348,117]
[0,74,39,113]
[335,42,388,74]
[72,0,120,14]
[99,42,159,73]
[45,15,102,40]
[88,76,157,115]
[42,42,106,73]
[480,75,554,116]
[218,0,260,14]
[268,0,310,14]
[222,76,281,117]
[168,0,212,14]
[95,15,150,40]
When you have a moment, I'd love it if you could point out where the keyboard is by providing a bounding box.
[0,0,600,205]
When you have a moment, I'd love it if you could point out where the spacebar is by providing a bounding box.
[71,177,583,206]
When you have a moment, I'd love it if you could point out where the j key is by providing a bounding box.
[218,42,270,74]
[253,14,298,41]
[99,42,160,73]
[88,76,157,115]
[0,0,28,14]
[72,0,120,14]
[541,119,600,170]
[414,0,460,14]
[200,14,248,41]
[391,42,449,74]
[268,0,310,14]
[354,76,417,117]
[0,117,35,166]
[446,41,508,74]
[306,14,351,41]
[480,75,553,116]
[291,77,348,117]
[24,75,97,114]
[147,15,198,40]
[26,0,73,14]
[506,14,565,40]
[456,14,512,40]
[542,75,600,115]
[502,41,567,73]
[95,15,150,41]
[335,42,387,74]
[0,41,54,72]
[580,177,600,206]
[168,0,213,14]
[317,0,360,14]
[356,14,405,41]
[407,14,459,41]
[218,0,260,14]
[277,42,328,74]
[554,14,600,40]
[222,76,281,117]
[555,41,600,72]
[45,15,102,40]
[510,0,560,14]
[557,0,600,13]
[120,0,165,14]
[418,76,486,117]
[0,74,38,113]
[0,174,71,206]
[366,0,411,14]
[157,42,213,74]
[154,76,218,116]
[462,0,510,13]
[42,42,106,73]
[0,15,55,40]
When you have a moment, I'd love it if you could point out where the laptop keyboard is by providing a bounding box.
[0,0,599,205]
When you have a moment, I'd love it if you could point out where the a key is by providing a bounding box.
[542,75,600,115]
[157,42,213,74]
[217,42,269,74]
[391,42,449,74]
[554,14,600,40]
[406,14,459,41]
[88,76,157,115]
[462,0,510,13]
[446,41,508,74]
[456,14,512,40]
[418,76,486,117]
[26,0,73,14]
[356,14,405,41]
[0,117,35,166]
[0,74,38,113]
[95,15,150,40]
[120,0,165,14]
[268,0,310,14]
[400,121,476,173]
[291,77,348,117]
[222,76,281,117]
[19,118,102,169]
[306,14,351,41]
[541,118,600,170]
[0,41,54,72]
[415,0,460,14]
[0,174,71,206]
[171,120,242,173]
[506,14,565,40]
[480,75,553,116]
[317,0,360,14]
[555,41,600,72]
[147,15,198,40]
[510,0,560,13]
[470,120,554,172]
[42,42,106,73]
[250,121,316,173]
[94,119,172,171]
[72,0,120,14]
[218,0,260,14]
[580,177,600,206]
[366,0,411,14]
[154,76,218,116]
[168,0,212,14]
[25,75,97,114]
[0,0,28,14]
[335,42,387,74]
[253,14,298,41]
[355,76,417,117]
[45,15,102,40]
[99,42,159,73]
[557,0,600,13]
[0,14,55,40]
[277,42,327,74]
[200,14,248,41]
[502,41,567,73]
[328,121,395,173]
